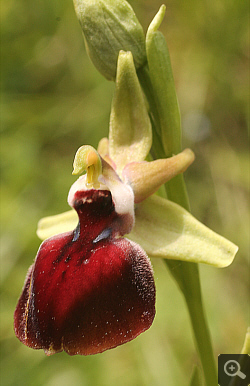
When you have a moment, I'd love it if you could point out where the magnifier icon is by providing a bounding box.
[224,360,246,379]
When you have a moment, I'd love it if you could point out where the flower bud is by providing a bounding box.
[73,0,146,80]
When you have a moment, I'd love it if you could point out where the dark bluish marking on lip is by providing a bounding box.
[72,222,80,242]
[93,228,112,244]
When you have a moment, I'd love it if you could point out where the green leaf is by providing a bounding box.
[109,50,152,172]
[128,195,238,267]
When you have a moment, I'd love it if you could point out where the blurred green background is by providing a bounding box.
[1,0,249,385]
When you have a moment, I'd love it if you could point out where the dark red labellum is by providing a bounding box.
[14,189,155,355]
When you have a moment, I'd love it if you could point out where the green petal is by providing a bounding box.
[109,50,152,172]
[128,195,238,267]
[37,210,78,240]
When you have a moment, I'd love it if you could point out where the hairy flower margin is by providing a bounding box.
[14,1,238,358]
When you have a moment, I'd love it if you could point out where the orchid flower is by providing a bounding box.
[14,50,238,357]
[36,51,238,268]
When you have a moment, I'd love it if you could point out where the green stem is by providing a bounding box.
[186,289,218,386]
[165,166,217,386]
[168,260,217,386]
[139,67,217,386]
[137,64,162,137]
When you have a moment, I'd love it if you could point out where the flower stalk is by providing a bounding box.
[139,6,217,385]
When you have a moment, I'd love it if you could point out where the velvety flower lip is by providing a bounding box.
[14,187,156,356]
